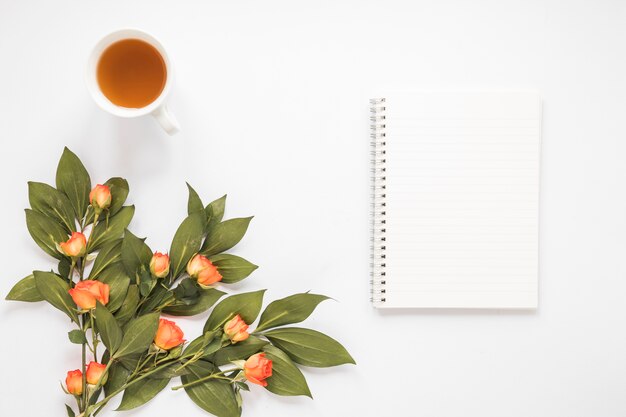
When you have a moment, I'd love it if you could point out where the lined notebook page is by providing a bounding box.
[379,91,542,308]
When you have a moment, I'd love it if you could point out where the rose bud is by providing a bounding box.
[154,318,186,351]
[68,280,110,310]
[59,232,87,258]
[65,369,83,395]
[150,252,170,278]
[224,314,250,343]
[186,254,222,286]
[244,353,273,387]
[89,184,112,212]
[86,361,107,386]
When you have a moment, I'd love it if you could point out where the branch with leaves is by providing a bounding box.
[6,147,354,417]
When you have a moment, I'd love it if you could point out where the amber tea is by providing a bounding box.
[96,39,167,108]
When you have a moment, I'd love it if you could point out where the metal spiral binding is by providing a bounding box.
[370,98,387,305]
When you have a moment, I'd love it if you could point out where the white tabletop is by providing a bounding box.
[1,1,625,416]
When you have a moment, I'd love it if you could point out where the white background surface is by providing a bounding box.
[1,1,625,416]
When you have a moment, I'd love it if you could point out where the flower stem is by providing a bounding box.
[90,311,98,361]
[68,260,76,285]
[80,316,88,413]
[132,352,155,376]
[171,369,238,391]
[89,351,198,415]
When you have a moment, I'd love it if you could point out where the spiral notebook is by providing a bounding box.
[370,91,542,309]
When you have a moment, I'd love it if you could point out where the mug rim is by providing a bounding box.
[85,28,172,118]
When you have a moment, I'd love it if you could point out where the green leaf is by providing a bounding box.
[33,270,78,323]
[172,278,200,305]
[121,230,152,277]
[65,404,76,417]
[212,336,268,366]
[183,332,222,358]
[56,147,91,220]
[138,268,156,297]
[169,211,207,278]
[88,206,135,252]
[117,354,143,372]
[264,328,355,368]
[164,288,225,316]
[98,263,130,313]
[58,257,72,280]
[28,181,76,232]
[6,274,43,302]
[114,284,139,326]
[209,254,258,284]
[205,194,227,230]
[187,183,204,215]
[256,293,330,332]
[137,284,172,315]
[182,361,241,417]
[89,239,122,279]
[200,217,253,257]
[104,360,130,397]
[25,209,69,260]
[234,381,249,392]
[116,377,170,411]
[203,290,265,332]
[114,312,159,358]
[68,329,87,344]
[262,345,311,398]
[95,302,123,353]
[104,177,129,217]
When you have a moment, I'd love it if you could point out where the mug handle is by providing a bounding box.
[152,104,180,135]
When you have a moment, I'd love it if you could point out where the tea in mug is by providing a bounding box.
[97,39,167,108]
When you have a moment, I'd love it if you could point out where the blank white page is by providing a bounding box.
[373,91,542,308]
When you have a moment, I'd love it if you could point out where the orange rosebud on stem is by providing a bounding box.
[65,370,83,395]
[154,318,186,351]
[86,361,107,385]
[150,252,170,278]
[68,280,110,310]
[59,232,87,258]
[89,184,112,213]
[187,254,222,286]
[224,314,249,343]
[244,353,273,387]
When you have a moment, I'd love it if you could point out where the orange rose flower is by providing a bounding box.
[89,184,112,212]
[186,254,222,286]
[154,318,185,350]
[150,252,170,278]
[68,280,110,310]
[86,361,107,385]
[65,369,83,395]
[224,314,249,343]
[244,353,273,387]
[59,232,87,258]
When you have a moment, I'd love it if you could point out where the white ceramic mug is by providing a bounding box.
[86,28,180,135]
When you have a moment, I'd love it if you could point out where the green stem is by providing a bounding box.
[92,401,108,417]
[171,372,235,391]
[68,259,76,286]
[173,355,196,373]
[89,351,199,415]
[90,311,98,361]
[80,316,87,413]
[132,352,155,376]
[91,361,172,413]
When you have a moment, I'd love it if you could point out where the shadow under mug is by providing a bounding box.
[86,28,180,135]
